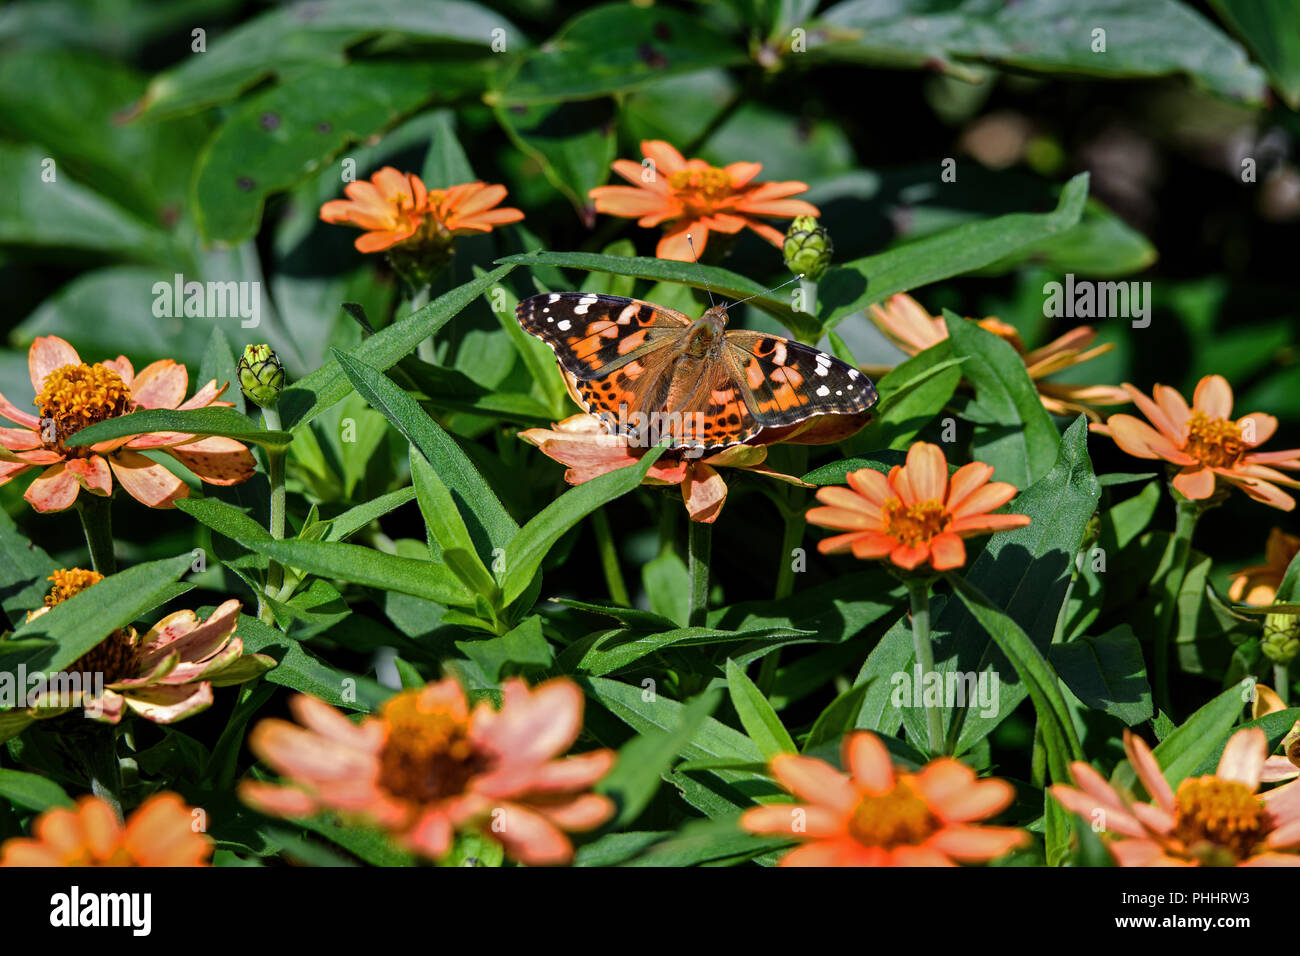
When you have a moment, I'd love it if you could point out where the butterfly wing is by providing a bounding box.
[516,292,691,380]
[723,330,878,429]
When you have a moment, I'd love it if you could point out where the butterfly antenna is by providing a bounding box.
[686,234,717,308]
[726,273,805,311]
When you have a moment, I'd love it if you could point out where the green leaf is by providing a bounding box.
[420,110,476,188]
[816,0,1265,105]
[498,5,746,105]
[946,312,1059,488]
[944,416,1100,751]
[192,62,474,244]
[493,99,616,222]
[581,677,767,792]
[1209,0,1300,108]
[410,446,497,601]
[1111,685,1247,796]
[805,680,873,752]
[500,445,666,606]
[947,573,1085,778]
[279,263,516,431]
[0,508,58,625]
[496,251,820,342]
[135,0,523,120]
[562,623,813,678]
[454,616,553,680]
[242,539,472,607]
[236,614,389,712]
[322,487,419,542]
[175,497,271,546]
[331,349,518,557]
[0,768,74,812]
[598,690,721,828]
[1186,706,1300,776]
[859,346,963,450]
[473,267,567,417]
[3,554,196,677]
[70,407,289,450]
[817,173,1089,328]
[1048,625,1153,726]
[725,659,796,759]
[0,143,178,266]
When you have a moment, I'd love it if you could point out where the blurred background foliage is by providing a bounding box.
[2,0,1298,778]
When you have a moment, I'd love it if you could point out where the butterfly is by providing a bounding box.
[516,291,877,455]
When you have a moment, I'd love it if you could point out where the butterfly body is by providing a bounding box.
[517,292,877,454]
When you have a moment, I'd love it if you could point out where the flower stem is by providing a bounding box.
[407,284,434,362]
[907,577,944,756]
[75,493,116,575]
[260,404,287,625]
[1153,495,1202,716]
[760,448,809,695]
[798,277,818,324]
[688,519,712,628]
[81,727,122,821]
[592,508,630,607]
[1276,663,1291,706]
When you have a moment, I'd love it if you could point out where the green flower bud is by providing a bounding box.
[1261,610,1300,665]
[238,344,284,407]
[782,215,832,281]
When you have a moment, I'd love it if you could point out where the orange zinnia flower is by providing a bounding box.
[518,412,830,524]
[1050,728,1300,866]
[869,293,1129,420]
[0,793,211,867]
[241,677,614,866]
[1229,527,1300,605]
[588,140,818,261]
[319,167,524,253]
[4,570,274,732]
[741,731,1028,866]
[0,335,255,512]
[1092,375,1300,510]
[807,442,1030,571]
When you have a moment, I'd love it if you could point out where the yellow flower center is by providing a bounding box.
[847,779,940,848]
[1172,777,1268,864]
[668,167,735,207]
[33,363,131,451]
[1183,411,1245,469]
[377,692,493,805]
[882,498,951,547]
[44,568,104,607]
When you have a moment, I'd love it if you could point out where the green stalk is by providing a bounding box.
[75,493,116,575]
[82,727,122,821]
[797,277,818,330]
[260,404,287,625]
[1153,496,1202,715]
[1276,663,1291,706]
[907,577,944,756]
[592,508,630,607]
[760,446,809,695]
[688,519,712,628]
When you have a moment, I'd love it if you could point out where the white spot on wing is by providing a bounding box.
[557,319,572,331]
[574,294,599,315]
[815,385,830,397]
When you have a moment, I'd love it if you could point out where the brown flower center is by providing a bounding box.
[1183,412,1245,469]
[882,498,951,547]
[668,167,735,208]
[34,363,131,453]
[1172,777,1268,864]
[376,692,493,805]
[847,779,940,848]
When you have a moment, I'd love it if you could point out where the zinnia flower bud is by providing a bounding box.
[238,344,284,407]
[783,215,832,281]
[1261,610,1300,664]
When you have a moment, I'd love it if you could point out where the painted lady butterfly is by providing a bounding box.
[516,291,877,454]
